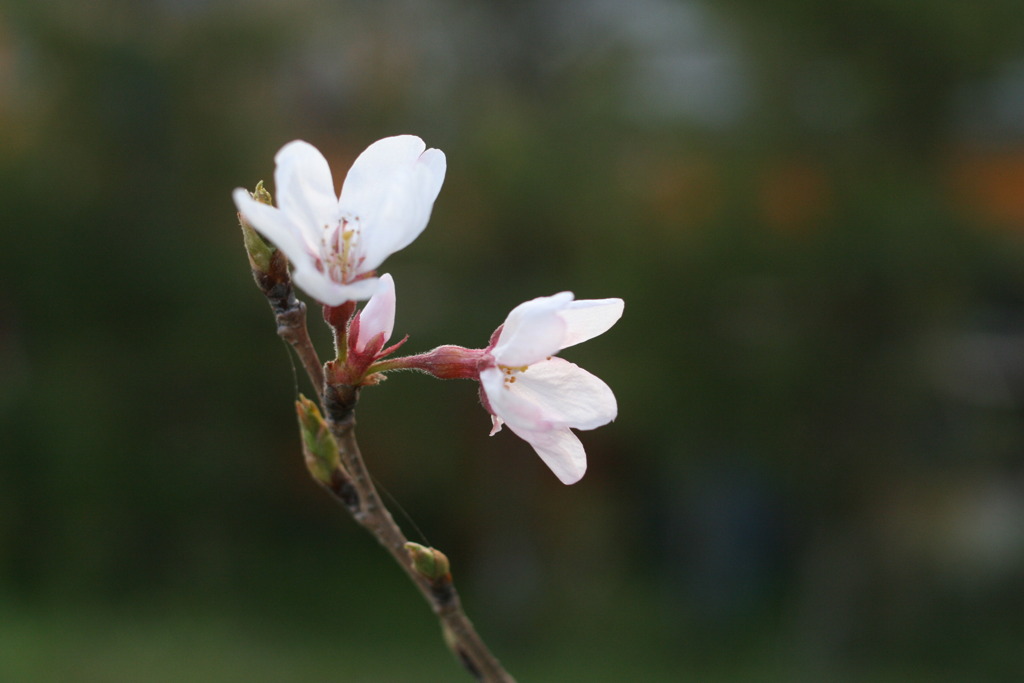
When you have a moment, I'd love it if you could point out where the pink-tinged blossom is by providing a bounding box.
[479,293,624,485]
[329,274,408,386]
[233,136,446,305]
[353,273,396,355]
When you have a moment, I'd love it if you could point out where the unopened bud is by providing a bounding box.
[404,542,451,581]
[252,179,273,205]
[295,395,340,484]
[238,181,277,274]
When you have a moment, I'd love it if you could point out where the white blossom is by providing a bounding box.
[234,136,445,305]
[480,293,623,484]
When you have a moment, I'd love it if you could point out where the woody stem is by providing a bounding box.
[320,384,516,683]
[249,249,325,403]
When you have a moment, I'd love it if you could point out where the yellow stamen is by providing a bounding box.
[497,363,529,388]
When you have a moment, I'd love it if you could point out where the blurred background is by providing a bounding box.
[3,0,1024,680]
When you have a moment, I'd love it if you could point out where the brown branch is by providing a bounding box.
[321,384,516,683]
[254,265,514,679]
[249,248,325,403]
[275,300,325,404]
[244,194,514,680]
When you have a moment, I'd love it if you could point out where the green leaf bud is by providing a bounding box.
[404,542,451,582]
[295,395,340,485]
[238,181,276,273]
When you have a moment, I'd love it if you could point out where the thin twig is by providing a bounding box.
[243,191,514,680]
[275,301,325,404]
[319,385,517,682]
[248,248,325,403]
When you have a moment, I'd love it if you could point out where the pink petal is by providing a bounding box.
[355,273,396,352]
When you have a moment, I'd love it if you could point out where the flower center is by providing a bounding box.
[321,215,365,284]
[498,364,529,387]
[495,355,554,387]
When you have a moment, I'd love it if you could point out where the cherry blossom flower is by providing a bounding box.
[369,291,623,483]
[234,136,446,305]
[479,293,623,485]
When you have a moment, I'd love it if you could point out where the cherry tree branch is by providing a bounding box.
[248,248,326,404]
[244,229,514,680]
[319,384,516,683]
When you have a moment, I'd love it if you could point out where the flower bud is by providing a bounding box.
[353,274,396,355]
[324,275,408,387]
[252,179,273,205]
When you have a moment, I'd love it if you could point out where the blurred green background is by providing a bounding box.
[3,0,1024,680]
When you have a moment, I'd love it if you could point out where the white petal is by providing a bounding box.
[273,141,340,244]
[339,136,446,273]
[480,367,550,433]
[509,425,588,485]
[356,273,396,351]
[493,292,574,367]
[416,147,447,209]
[292,266,380,305]
[557,298,624,349]
[506,357,617,430]
[233,188,314,262]
[341,135,426,199]
[482,368,588,483]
